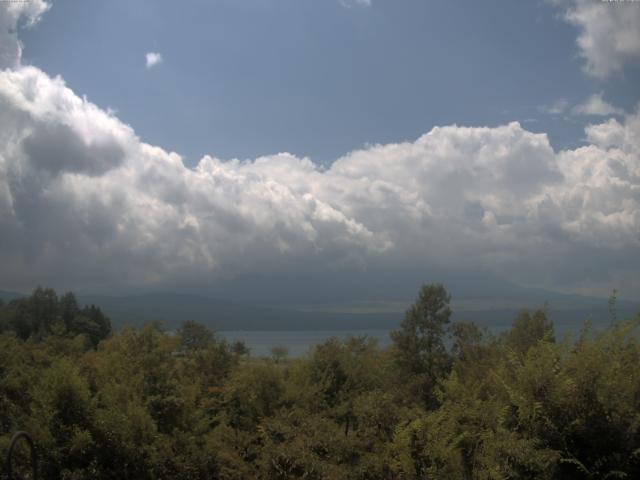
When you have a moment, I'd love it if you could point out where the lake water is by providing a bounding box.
[218,316,610,358]
[219,329,393,357]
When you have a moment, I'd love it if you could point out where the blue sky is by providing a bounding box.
[1,0,639,305]
[18,0,639,164]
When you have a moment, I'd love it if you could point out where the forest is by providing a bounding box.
[0,285,639,479]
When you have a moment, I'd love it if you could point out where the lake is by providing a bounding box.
[218,315,612,358]
[219,329,393,357]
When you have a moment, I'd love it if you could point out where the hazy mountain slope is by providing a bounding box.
[4,286,637,333]
[77,291,639,334]
[77,293,398,331]
[0,290,24,302]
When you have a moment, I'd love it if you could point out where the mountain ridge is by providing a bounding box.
[2,288,637,332]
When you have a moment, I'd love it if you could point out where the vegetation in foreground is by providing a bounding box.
[0,285,639,479]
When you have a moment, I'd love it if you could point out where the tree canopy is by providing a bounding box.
[1,285,639,479]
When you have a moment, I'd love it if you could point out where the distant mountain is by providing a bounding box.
[77,293,400,331]
[0,290,24,302]
[197,266,639,312]
[4,285,638,334]
[76,291,639,335]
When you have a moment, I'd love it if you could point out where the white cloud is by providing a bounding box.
[0,65,638,297]
[0,66,387,290]
[339,0,371,8]
[542,98,569,115]
[550,114,640,249]
[145,52,163,69]
[551,0,640,78]
[573,92,624,116]
[0,0,50,69]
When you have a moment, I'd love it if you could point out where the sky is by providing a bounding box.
[0,0,639,305]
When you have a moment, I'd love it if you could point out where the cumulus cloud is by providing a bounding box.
[145,52,162,69]
[0,0,49,69]
[550,114,640,250]
[0,66,387,290]
[573,92,624,116]
[551,0,640,78]
[0,65,638,297]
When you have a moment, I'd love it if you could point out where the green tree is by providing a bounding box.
[71,305,112,347]
[178,320,213,352]
[391,283,452,408]
[503,308,554,355]
[59,291,80,333]
[271,345,289,363]
[1,282,638,479]
[29,286,60,336]
[231,340,250,357]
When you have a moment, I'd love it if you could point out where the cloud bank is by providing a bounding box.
[0,1,638,299]
[0,65,638,297]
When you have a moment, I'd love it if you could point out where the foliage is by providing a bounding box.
[390,283,452,408]
[2,288,111,346]
[0,285,639,479]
